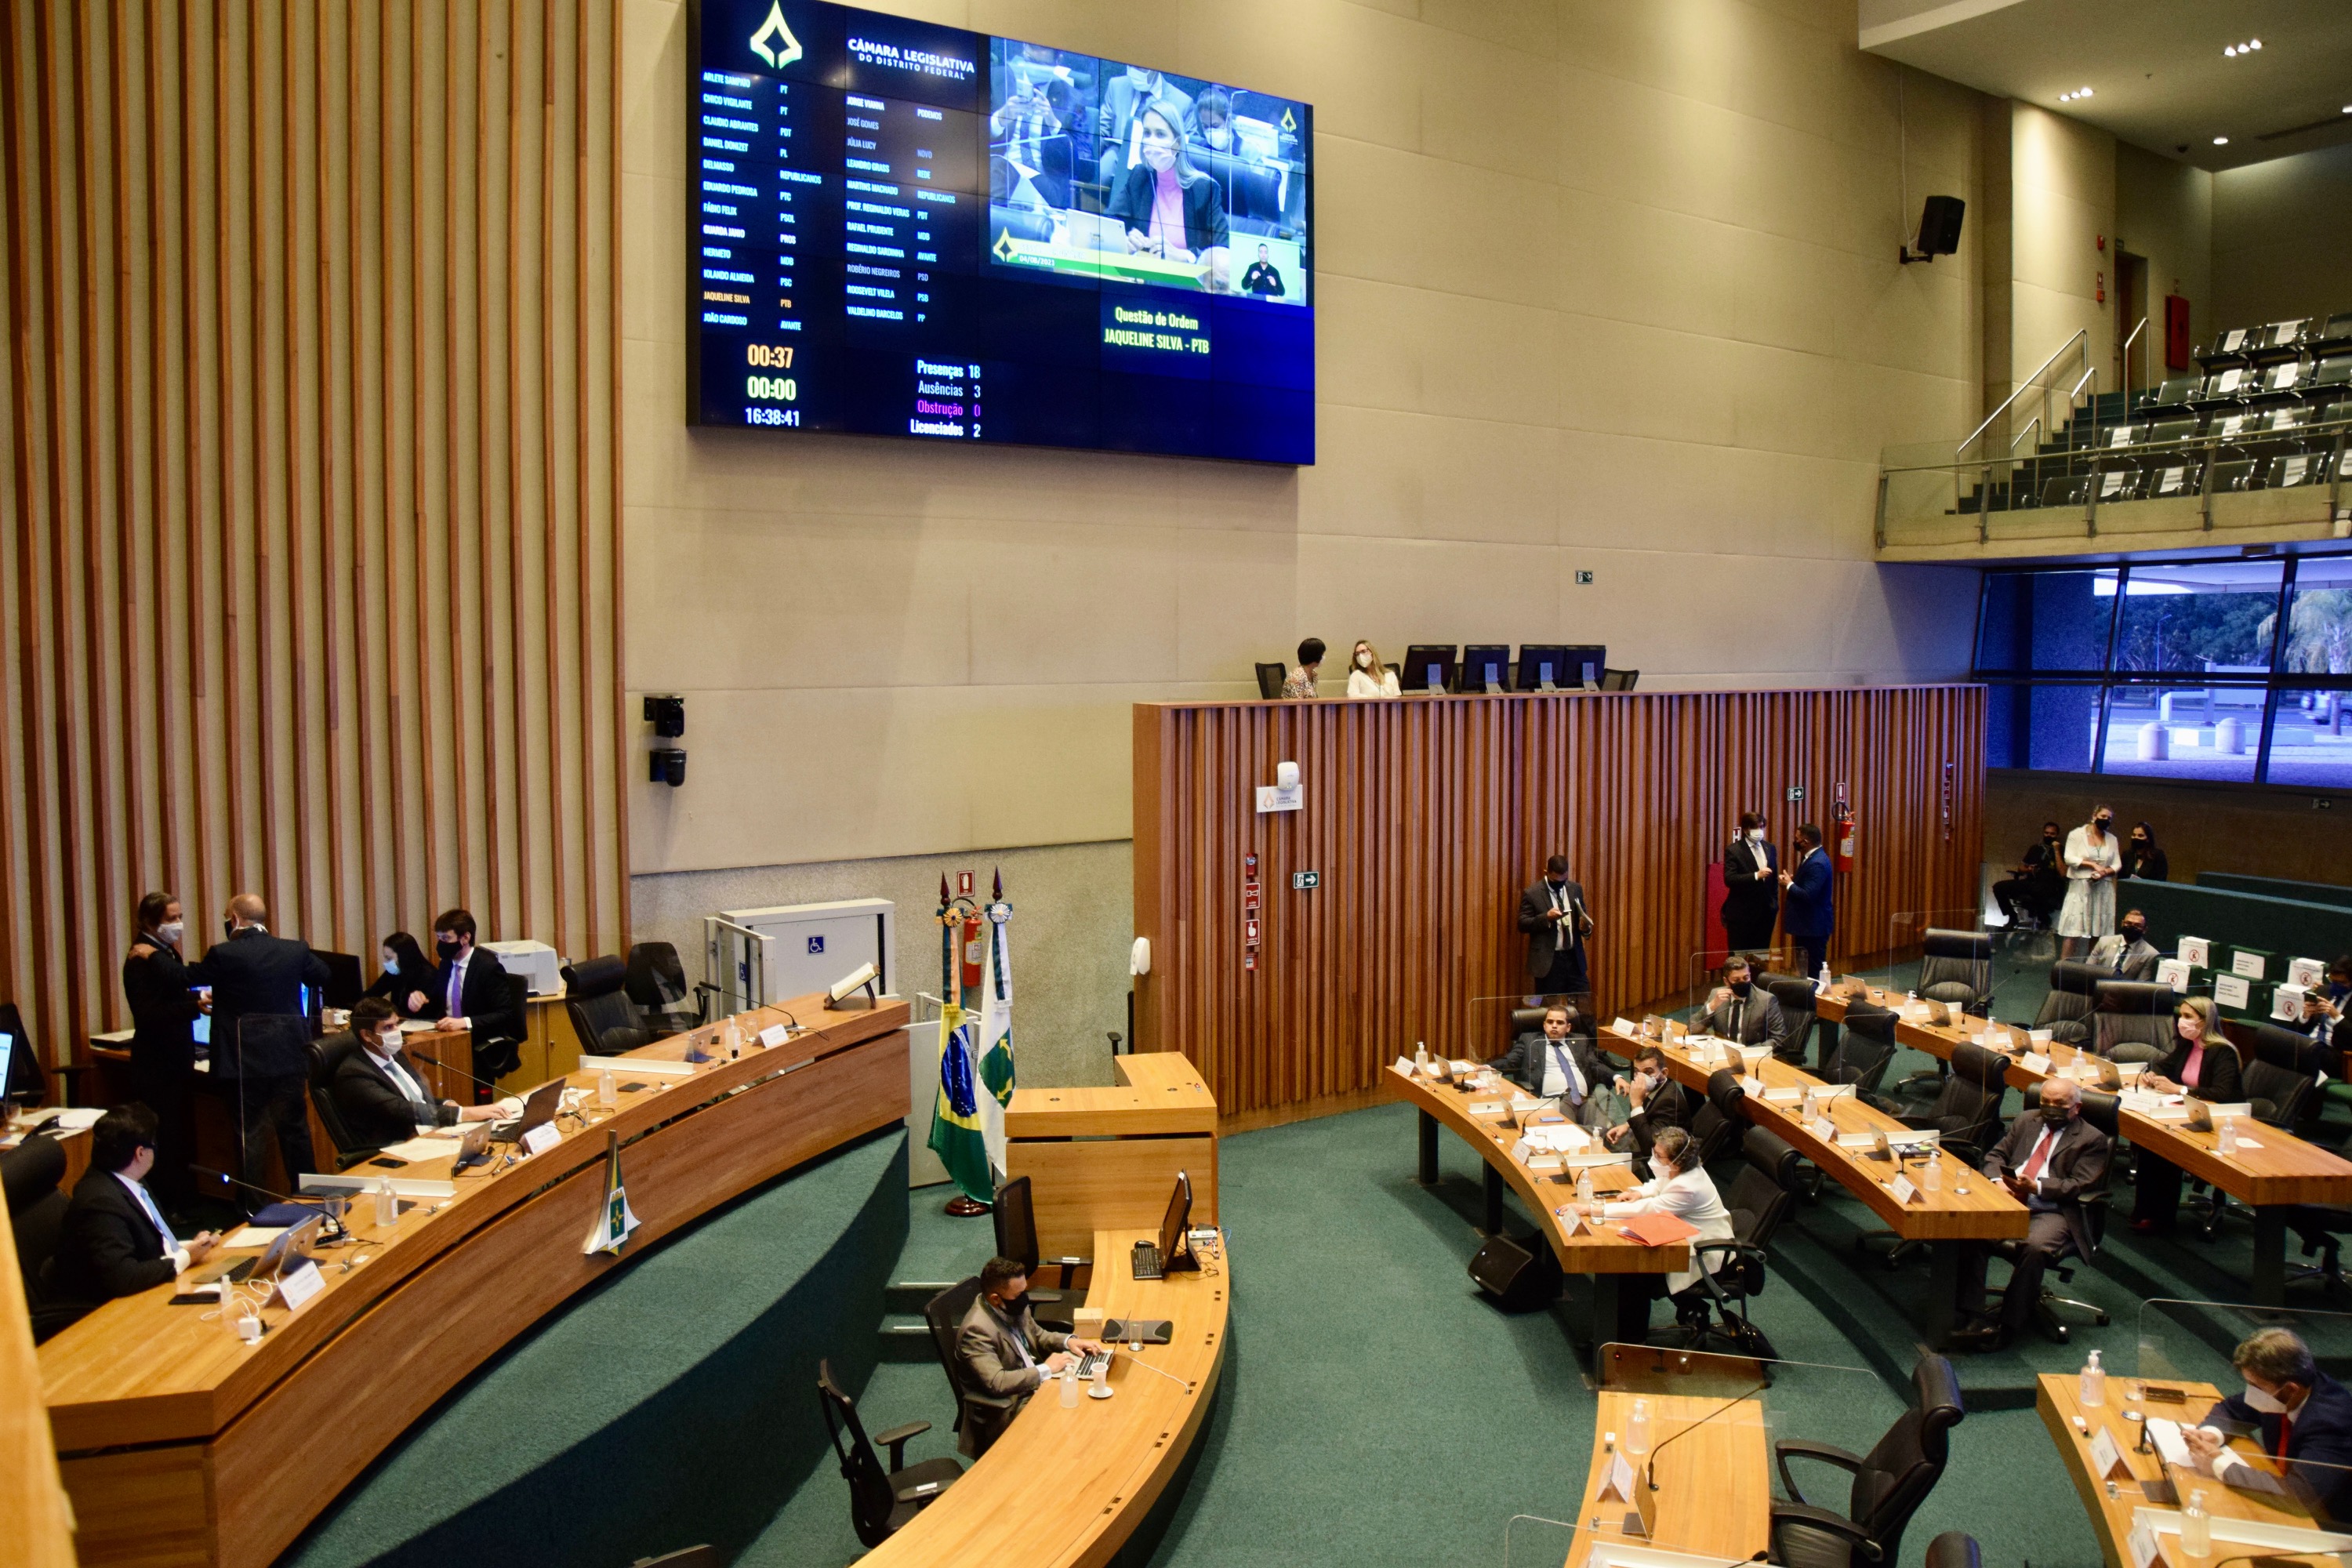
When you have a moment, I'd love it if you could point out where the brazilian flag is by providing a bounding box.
[928,1003,993,1204]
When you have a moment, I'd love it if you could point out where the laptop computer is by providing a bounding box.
[488,1080,566,1145]
[191,1212,324,1286]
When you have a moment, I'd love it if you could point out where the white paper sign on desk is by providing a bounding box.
[1596,1452,1638,1502]
[1557,1208,1585,1236]
[1510,1138,1533,1163]
[2179,936,2211,967]
[1612,1018,1637,1036]
[1395,1056,1414,1075]
[1740,1075,1767,1099]
[1527,1155,1563,1173]
[271,1258,325,1312]
[2291,956,2327,989]
[1468,1101,1508,1117]
[758,1023,788,1048]
[2215,974,2251,1009]
[521,1123,562,1156]
[2021,1051,2053,1076]
[1810,1116,1838,1142]
[2088,1425,2131,1480]
[2125,1519,2160,1568]
[2157,958,2193,993]
[1891,1174,1919,1204]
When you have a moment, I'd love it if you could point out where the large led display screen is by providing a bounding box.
[688,0,1315,463]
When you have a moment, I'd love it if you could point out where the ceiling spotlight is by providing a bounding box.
[2214,136,2230,145]
[2223,45,2235,56]
[2250,38,2261,49]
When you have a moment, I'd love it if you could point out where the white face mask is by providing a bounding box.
[1647,1159,1670,1181]
[374,1030,402,1058]
[1356,652,1372,669]
[2243,1382,2292,1414]
[1748,828,1766,843]
[158,920,184,947]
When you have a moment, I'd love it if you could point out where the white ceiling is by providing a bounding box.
[1862,0,2352,172]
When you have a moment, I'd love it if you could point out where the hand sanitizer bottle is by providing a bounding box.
[597,1066,617,1109]
[1414,1041,1429,1075]
[1817,963,1831,993]
[374,1175,397,1229]
[2081,1348,2106,1407]
[1059,1363,1080,1407]
[1802,1085,1819,1120]
[2219,1115,2238,1156]
[2182,1489,2211,1558]
[1924,1149,1943,1192]
[1577,1166,1595,1206]
[1628,1398,1650,1455]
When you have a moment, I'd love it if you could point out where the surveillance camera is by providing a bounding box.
[643,694,686,739]
[650,748,687,787]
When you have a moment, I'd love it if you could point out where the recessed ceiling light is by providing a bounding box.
[2215,136,2230,145]
[2251,38,2261,49]
[2224,45,2236,56]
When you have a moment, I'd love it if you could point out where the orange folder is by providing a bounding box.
[1616,1212,1700,1247]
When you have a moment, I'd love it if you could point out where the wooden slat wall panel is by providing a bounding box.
[0,0,624,1072]
[1133,688,1986,1122]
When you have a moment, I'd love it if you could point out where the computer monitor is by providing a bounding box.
[191,988,210,1048]
[1156,1170,1198,1274]
[0,1031,14,1107]
[318,951,365,1011]
[0,1003,37,1106]
[1515,644,1570,691]
[1562,645,1606,688]
[1458,644,1510,694]
[1399,644,1457,695]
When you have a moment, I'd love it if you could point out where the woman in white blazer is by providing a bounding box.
[1345,639,1399,699]
[1569,1126,1734,1338]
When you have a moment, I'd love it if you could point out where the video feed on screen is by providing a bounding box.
[985,41,1308,303]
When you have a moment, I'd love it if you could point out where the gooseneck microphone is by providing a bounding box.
[191,1164,347,1238]
[1646,1380,1769,1493]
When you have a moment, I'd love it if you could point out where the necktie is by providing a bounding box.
[1551,1045,1583,1107]
[447,959,463,1018]
[2278,1414,2294,1461]
[383,1054,434,1119]
[125,1178,174,1252]
[2020,1126,2057,1183]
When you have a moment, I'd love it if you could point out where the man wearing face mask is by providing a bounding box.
[428,909,524,1093]
[1492,1005,1613,1131]
[330,999,517,1152]
[122,892,201,1214]
[956,1254,1105,1457]
[1606,1044,1694,1160]
[1720,812,1780,956]
[1518,855,1594,1002]
[1701,955,1785,1048]
[1992,822,2067,929]
[2183,1328,2352,1523]
[1778,822,1835,984]
[187,892,331,1197]
[2089,909,2161,980]
[1949,1077,2109,1350]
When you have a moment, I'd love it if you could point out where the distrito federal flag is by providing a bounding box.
[582,1131,641,1256]
[928,1001,993,1205]
[977,894,1016,1180]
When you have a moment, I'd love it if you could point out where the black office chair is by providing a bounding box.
[993,1174,1086,1330]
[2285,1204,2352,1298]
[1689,1070,1748,1169]
[1759,973,1818,1066]
[1675,1126,1802,1358]
[1824,1006,1896,1098]
[1898,1040,2009,1166]
[561,955,650,1057]
[305,1035,383,1171]
[2091,980,2175,1063]
[2,1128,82,1341]
[2033,960,2102,1046]
[1769,1353,1965,1568]
[2196,1033,2318,1240]
[1991,1086,2114,1343]
[625,942,703,1040]
[924,1276,985,1448]
[1253,660,1287,700]
[1916,929,1992,1015]
[1925,1531,1982,1568]
[815,1358,961,1548]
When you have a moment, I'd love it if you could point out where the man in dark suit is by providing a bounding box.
[1992,822,2065,928]
[331,999,517,1152]
[187,892,329,1199]
[428,908,523,1091]
[1490,1004,1613,1129]
[1518,855,1593,1001]
[2089,909,2161,980]
[2185,1327,2352,1523]
[1951,1077,2110,1349]
[1606,1044,1694,1159]
[1778,823,1835,984]
[955,1255,1105,1457]
[1721,811,1780,954]
[122,892,201,1212]
[1701,955,1785,1047]
[44,1104,221,1321]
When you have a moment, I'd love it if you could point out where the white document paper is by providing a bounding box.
[2156,958,2192,992]
[223,1225,289,1249]
[2232,949,2267,980]
[2143,1418,2192,1468]
[2290,956,2327,989]
[2178,936,2211,967]
[379,1137,459,1163]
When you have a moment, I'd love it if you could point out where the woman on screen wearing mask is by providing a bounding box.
[361,932,441,1020]
[1106,104,1230,291]
[2056,805,2122,960]
[1345,640,1399,699]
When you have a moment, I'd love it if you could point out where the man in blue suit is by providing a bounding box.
[2186,1327,2352,1523]
[1779,822,1835,983]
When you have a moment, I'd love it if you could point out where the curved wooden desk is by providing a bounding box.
[40,996,907,1568]
[866,1226,1231,1568]
[1570,1391,1769,1566]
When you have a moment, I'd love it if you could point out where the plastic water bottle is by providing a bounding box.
[597,1066,616,1109]
[2219,1116,2238,1156]
[1415,1041,1429,1076]
[2081,1348,2106,1407]
[1923,1149,1943,1192]
[1802,1085,1819,1120]
[723,1019,742,1058]
[373,1176,397,1229]
[1058,1363,1080,1407]
[2182,1490,2212,1558]
[1577,1166,1595,1206]
[1627,1399,1651,1455]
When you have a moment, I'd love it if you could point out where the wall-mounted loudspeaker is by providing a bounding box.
[1900,195,1965,264]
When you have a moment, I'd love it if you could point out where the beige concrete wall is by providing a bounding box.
[2114,142,2210,381]
[2006,103,2112,420]
[2213,143,2352,332]
[618,0,1993,1081]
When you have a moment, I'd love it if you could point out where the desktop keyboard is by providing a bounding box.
[1131,1239,1163,1279]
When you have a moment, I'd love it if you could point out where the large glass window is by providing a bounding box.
[1976,555,2352,785]
[2108,561,2283,675]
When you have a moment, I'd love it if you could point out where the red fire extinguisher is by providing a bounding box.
[1833,800,1857,874]
[960,910,985,993]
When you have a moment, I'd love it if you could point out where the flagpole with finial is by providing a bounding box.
[938,873,989,1216]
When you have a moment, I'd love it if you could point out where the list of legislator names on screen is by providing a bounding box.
[688,0,1315,463]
